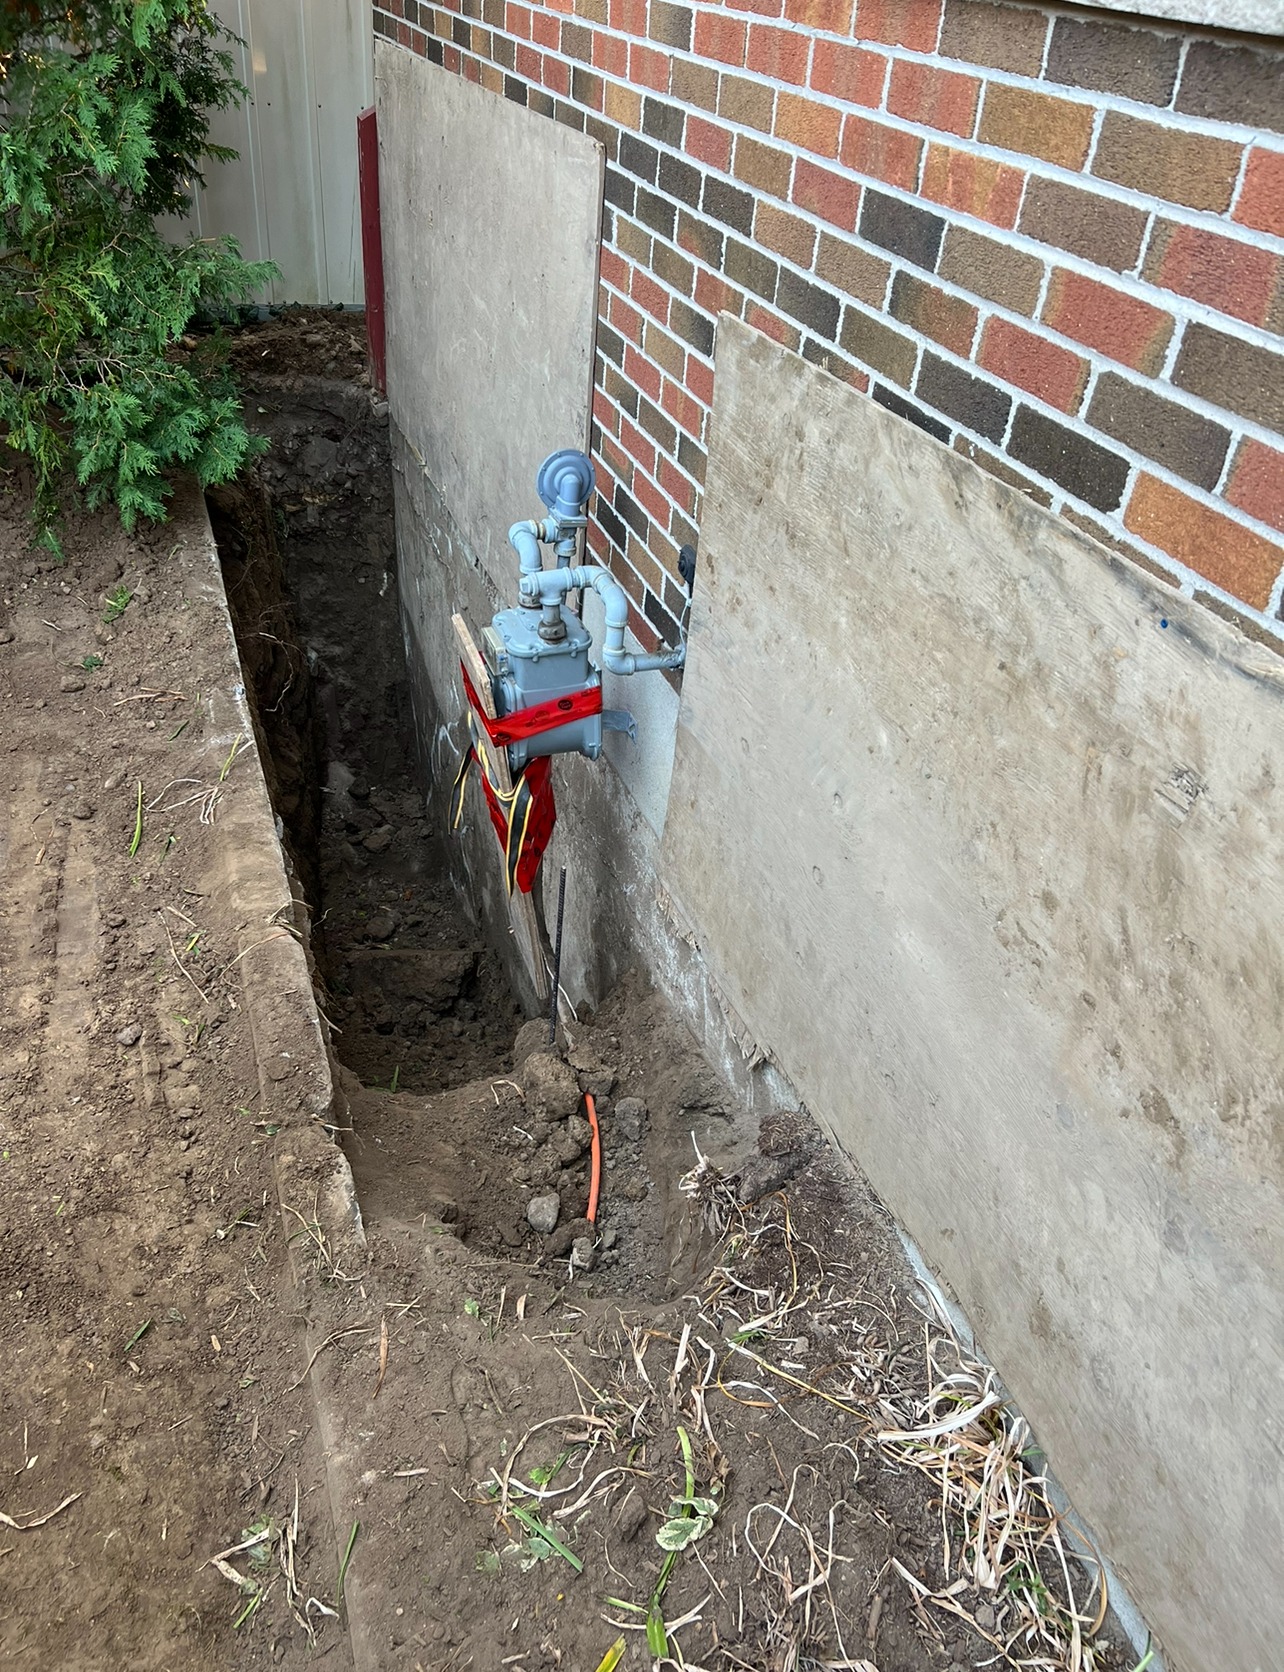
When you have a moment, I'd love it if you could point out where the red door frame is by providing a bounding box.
[357,106,386,397]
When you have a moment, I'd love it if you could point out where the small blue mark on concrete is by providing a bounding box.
[1160,619,1169,629]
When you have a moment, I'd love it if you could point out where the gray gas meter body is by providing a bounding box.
[481,605,603,772]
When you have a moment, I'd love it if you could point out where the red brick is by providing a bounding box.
[920,143,1022,227]
[785,0,852,28]
[630,41,670,86]
[733,133,794,197]
[586,520,608,560]
[1145,221,1280,331]
[442,43,460,70]
[634,469,671,525]
[793,157,862,229]
[746,23,809,84]
[696,269,744,317]
[619,417,658,475]
[888,271,976,354]
[978,84,1094,170]
[854,0,942,51]
[840,114,922,192]
[661,377,706,438]
[608,0,646,26]
[978,317,1089,413]
[644,321,686,378]
[1092,112,1242,214]
[745,301,803,351]
[599,432,631,482]
[1042,270,1173,376]
[686,115,733,171]
[1227,438,1284,537]
[506,2,532,36]
[686,353,715,406]
[694,11,746,64]
[719,73,775,132]
[887,60,979,138]
[593,388,616,435]
[610,293,645,344]
[756,201,818,266]
[544,54,571,94]
[631,269,670,325]
[810,39,887,106]
[627,602,660,654]
[725,0,785,17]
[659,457,699,514]
[594,31,629,73]
[776,91,842,158]
[533,10,559,45]
[515,42,541,78]
[938,0,1047,75]
[600,249,629,293]
[1124,474,1283,610]
[1235,147,1284,238]
[624,344,663,402]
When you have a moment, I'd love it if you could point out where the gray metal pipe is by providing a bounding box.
[518,565,685,674]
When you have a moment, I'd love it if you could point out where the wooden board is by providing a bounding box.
[658,316,1284,1672]
[452,614,549,1002]
[376,49,601,595]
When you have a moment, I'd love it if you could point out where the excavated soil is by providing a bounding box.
[0,471,343,1672]
[0,307,1138,1672]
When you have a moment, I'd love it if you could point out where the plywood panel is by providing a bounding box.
[660,317,1284,1672]
[375,46,602,594]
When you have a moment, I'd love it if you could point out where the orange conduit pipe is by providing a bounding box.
[585,1093,602,1224]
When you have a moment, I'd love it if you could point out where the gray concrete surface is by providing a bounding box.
[374,43,602,596]
[658,317,1284,1672]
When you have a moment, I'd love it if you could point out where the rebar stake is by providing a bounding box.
[548,866,567,1049]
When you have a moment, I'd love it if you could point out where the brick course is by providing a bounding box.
[374,0,1284,632]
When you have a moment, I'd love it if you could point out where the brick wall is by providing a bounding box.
[373,0,1284,649]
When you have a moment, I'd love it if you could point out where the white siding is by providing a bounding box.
[163,0,374,305]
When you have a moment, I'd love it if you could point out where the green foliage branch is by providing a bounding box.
[0,1,278,544]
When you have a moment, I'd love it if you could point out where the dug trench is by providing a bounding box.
[208,311,1138,1672]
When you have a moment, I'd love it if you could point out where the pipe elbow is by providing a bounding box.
[508,520,544,575]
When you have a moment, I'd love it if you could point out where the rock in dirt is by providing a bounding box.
[115,1022,142,1046]
[526,1192,561,1235]
[521,1051,582,1119]
[347,947,475,1012]
[565,1113,593,1152]
[0,627,14,645]
[365,908,396,941]
[69,800,94,820]
[542,1216,593,1259]
[512,1018,550,1066]
[553,1129,585,1167]
[614,1096,648,1142]
[578,1068,616,1099]
[362,825,393,853]
[58,674,85,693]
[615,1487,648,1542]
[736,1151,807,1204]
[570,1236,597,1273]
